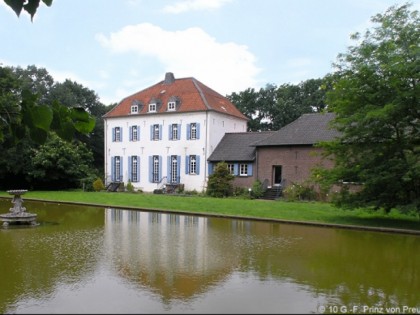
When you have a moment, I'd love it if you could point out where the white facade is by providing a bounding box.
[104,110,247,192]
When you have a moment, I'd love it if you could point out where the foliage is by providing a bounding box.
[206,162,234,198]
[283,182,317,201]
[4,0,52,20]
[251,179,265,199]
[316,3,420,213]
[227,78,330,131]
[93,178,106,192]
[28,133,97,189]
[126,181,134,193]
[0,65,96,145]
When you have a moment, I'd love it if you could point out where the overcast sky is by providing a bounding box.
[0,0,415,104]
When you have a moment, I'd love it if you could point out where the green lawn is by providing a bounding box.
[1,190,419,233]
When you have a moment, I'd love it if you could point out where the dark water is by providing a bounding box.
[0,199,419,314]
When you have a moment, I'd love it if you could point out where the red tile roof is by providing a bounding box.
[103,73,248,120]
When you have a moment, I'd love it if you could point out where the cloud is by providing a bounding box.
[96,23,261,95]
[162,0,232,14]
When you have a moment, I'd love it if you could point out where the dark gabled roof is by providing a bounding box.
[208,131,275,162]
[253,112,341,146]
[103,72,248,121]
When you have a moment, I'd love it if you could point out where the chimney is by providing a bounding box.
[164,72,175,84]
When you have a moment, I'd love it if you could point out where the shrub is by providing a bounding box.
[126,181,134,193]
[92,178,105,192]
[251,179,265,199]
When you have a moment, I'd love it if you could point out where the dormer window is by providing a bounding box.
[149,103,157,112]
[131,105,138,114]
[168,101,176,111]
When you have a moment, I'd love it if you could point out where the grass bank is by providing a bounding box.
[1,190,419,234]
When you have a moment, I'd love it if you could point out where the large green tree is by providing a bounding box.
[316,3,420,213]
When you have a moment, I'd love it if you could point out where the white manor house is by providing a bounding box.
[103,72,248,192]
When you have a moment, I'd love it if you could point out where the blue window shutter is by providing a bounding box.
[120,128,123,142]
[128,156,132,181]
[208,163,213,175]
[159,125,162,140]
[178,124,181,140]
[196,156,200,175]
[111,157,115,181]
[167,156,171,180]
[196,123,200,139]
[112,128,115,142]
[169,125,173,140]
[150,125,153,140]
[185,156,190,174]
[187,124,190,140]
[120,158,123,181]
[148,156,153,182]
[234,163,239,176]
[129,127,132,141]
[158,156,162,181]
[248,163,253,176]
[177,156,181,182]
[137,156,141,181]
[138,126,141,141]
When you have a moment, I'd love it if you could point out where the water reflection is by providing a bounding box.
[0,200,419,314]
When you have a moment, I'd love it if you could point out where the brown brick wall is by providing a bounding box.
[256,146,334,188]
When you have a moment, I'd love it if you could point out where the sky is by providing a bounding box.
[1,0,417,105]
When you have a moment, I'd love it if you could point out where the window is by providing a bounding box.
[187,123,200,140]
[151,124,161,141]
[168,155,180,183]
[167,101,176,111]
[150,155,160,183]
[149,103,157,112]
[131,105,138,114]
[112,127,122,142]
[129,156,140,182]
[228,163,235,175]
[186,155,200,175]
[240,164,248,176]
[169,124,179,140]
[130,126,139,141]
[111,156,123,181]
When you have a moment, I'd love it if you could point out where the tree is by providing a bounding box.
[316,3,420,213]
[206,162,234,198]
[28,133,96,189]
[4,0,52,20]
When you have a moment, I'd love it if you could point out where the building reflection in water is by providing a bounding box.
[104,208,237,302]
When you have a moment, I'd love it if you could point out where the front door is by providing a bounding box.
[273,166,282,186]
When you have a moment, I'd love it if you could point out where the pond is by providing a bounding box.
[0,199,419,314]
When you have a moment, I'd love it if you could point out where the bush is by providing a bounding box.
[126,181,134,193]
[92,178,105,192]
[283,182,317,201]
[251,179,265,199]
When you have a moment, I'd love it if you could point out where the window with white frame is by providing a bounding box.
[130,156,139,182]
[228,163,235,175]
[170,155,179,183]
[190,123,197,139]
[167,101,176,111]
[152,156,160,183]
[113,127,122,142]
[112,156,122,181]
[152,124,160,141]
[130,126,139,141]
[131,105,138,114]
[189,155,197,174]
[149,103,157,112]
[170,124,179,140]
[239,163,248,176]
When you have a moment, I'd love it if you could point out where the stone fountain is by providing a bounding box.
[0,190,38,227]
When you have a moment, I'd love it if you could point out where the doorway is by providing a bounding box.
[273,166,282,186]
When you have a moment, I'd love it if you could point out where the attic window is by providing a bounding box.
[168,101,176,111]
[131,105,138,114]
[149,103,157,112]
